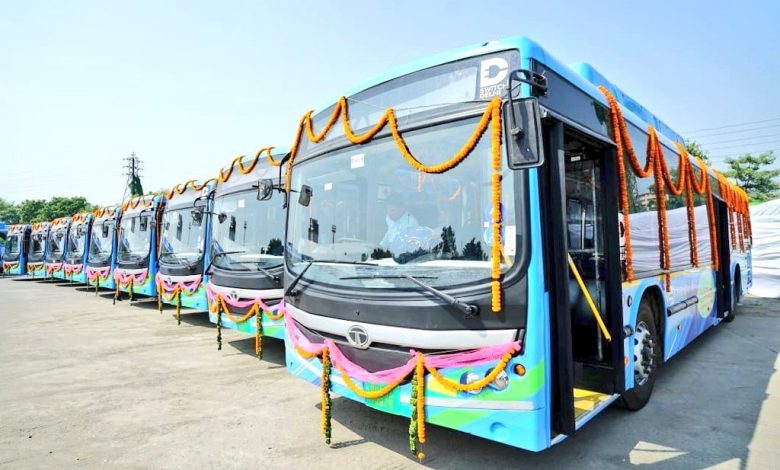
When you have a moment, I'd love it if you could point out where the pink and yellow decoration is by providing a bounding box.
[155,273,202,325]
[45,262,63,276]
[113,269,149,303]
[86,266,112,294]
[205,282,285,358]
[286,311,519,457]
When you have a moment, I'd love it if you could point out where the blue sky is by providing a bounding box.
[2,0,779,205]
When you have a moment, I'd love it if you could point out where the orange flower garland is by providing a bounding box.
[280,96,505,311]
[597,87,752,283]
[166,178,217,200]
[218,147,276,183]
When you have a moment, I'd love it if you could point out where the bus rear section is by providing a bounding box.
[156,179,216,316]
[206,149,288,355]
[63,212,94,284]
[86,206,121,292]
[280,36,752,455]
[45,217,72,280]
[27,222,50,278]
[2,225,31,275]
[113,195,165,301]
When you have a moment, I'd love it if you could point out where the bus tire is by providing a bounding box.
[620,300,659,411]
[723,270,740,323]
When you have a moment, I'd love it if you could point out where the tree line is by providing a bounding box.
[0,197,96,225]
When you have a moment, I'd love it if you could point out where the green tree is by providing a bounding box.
[685,140,712,166]
[17,199,47,223]
[38,197,94,220]
[129,176,144,197]
[0,198,20,224]
[724,151,780,202]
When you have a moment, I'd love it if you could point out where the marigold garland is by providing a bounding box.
[218,147,276,183]
[166,178,217,200]
[597,87,753,282]
[281,96,505,312]
[321,347,332,445]
[255,311,263,359]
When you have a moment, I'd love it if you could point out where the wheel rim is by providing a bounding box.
[633,321,655,386]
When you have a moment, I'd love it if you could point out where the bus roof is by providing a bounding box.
[320,36,686,160]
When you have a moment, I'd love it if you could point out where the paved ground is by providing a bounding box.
[0,277,778,469]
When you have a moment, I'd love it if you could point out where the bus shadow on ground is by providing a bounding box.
[324,296,779,469]
[225,336,286,368]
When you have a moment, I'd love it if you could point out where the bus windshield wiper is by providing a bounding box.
[340,273,478,317]
[284,259,376,297]
[254,262,281,283]
[205,250,247,274]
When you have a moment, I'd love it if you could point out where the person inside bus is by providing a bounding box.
[379,192,420,249]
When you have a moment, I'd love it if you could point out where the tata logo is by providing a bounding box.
[227,290,239,302]
[346,325,370,349]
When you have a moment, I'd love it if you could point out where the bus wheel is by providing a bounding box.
[723,271,740,323]
[620,301,659,411]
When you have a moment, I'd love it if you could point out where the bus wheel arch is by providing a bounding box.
[620,286,663,411]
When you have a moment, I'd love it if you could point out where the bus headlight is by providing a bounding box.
[488,370,509,391]
[460,372,482,394]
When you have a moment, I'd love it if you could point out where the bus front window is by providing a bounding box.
[210,191,284,272]
[88,222,114,265]
[117,215,152,263]
[159,208,205,268]
[68,226,88,260]
[29,234,46,262]
[287,116,518,290]
[47,229,68,262]
[3,235,21,260]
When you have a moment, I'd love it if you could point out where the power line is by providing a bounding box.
[695,132,780,146]
[684,117,780,135]
[706,138,780,152]
[691,124,780,140]
[122,152,143,202]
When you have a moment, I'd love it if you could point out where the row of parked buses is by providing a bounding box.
[0,37,754,456]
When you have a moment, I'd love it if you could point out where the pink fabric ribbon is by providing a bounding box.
[86,266,111,281]
[64,264,83,275]
[155,272,202,295]
[205,281,286,316]
[285,309,521,384]
[45,263,63,273]
[113,269,148,284]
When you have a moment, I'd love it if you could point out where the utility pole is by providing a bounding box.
[122,152,144,201]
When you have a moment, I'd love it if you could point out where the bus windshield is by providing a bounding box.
[159,208,205,267]
[29,233,47,262]
[3,235,21,258]
[211,190,284,272]
[47,229,68,261]
[287,115,518,290]
[68,226,88,259]
[88,221,114,264]
[117,214,152,262]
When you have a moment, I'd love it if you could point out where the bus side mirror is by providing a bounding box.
[191,208,203,226]
[504,98,544,169]
[257,179,274,201]
[298,185,313,207]
[140,217,148,232]
[102,223,109,237]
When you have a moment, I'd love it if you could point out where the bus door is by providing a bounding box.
[542,120,624,436]
[713,198,731,319]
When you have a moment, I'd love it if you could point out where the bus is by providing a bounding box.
[27,222,51,278]
[206,148,288,357]
[280,37,752,454]
[45,217,72,280]
[64,212,94,283]
[86,206,122,293]
[2,224,31,275]
[114,194,166,302]
[156,179,216,322]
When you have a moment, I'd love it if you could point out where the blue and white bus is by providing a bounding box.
[2,224,31,275]
[64,212,94,284]
[114,194,166,302]
[27,222,51,278]
[281,37,752,453]
[86,206,122,293]
[206,149,288,356]
[45,217,72,280]
[156,179,216,320]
